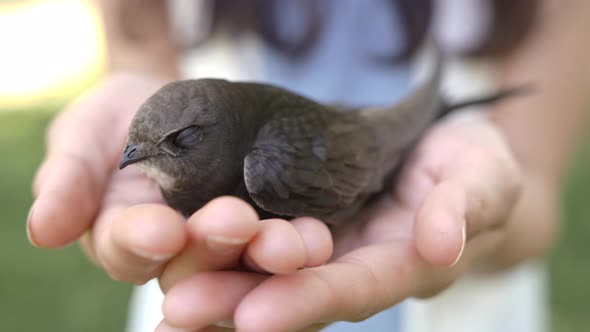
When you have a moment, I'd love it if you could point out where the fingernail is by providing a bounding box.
[129,247,176,262]
[155,321,191,332]
[26,204,39,247]
[450,222,466,267]
[206,235,247,253]
[214,319,236,328]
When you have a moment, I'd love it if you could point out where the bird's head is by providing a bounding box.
[119,79,246,192]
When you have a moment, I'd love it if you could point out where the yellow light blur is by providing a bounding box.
[0,0,105,110]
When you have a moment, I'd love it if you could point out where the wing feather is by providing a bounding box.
[243,110,380,222]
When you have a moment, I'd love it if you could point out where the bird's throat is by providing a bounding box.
[137,163,177,191]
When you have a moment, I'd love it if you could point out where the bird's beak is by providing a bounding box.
[119,143,149,169]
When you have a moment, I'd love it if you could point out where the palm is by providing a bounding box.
[330,118,476,262]
[330,194,415,260]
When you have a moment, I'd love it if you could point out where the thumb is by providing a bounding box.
[415,163,521,267]
[414,180,466,267]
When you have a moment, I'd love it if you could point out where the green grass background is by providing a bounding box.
[0,111,132,332]
[0,106,588,331]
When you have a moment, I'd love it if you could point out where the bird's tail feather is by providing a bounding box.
[437,84,534,119]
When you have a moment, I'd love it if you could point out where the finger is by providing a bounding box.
[79,230,101,267]
[162,271,265,330]
[416,152,521,266]
[233,242,444,332]
[159,197,260,292]
[78,164,166,273]
[155,321,235,332]
[29,107,125,247]
[155,321,194,332]
[28,75,162,248]
[290,217,333,267]
[160,218,330,329]
[28,144,108,248]
[422,119,523,236]
[234,228,508,332]
[393,154,436,210]
[243,219,307,274]
[94,204,187,283]
[444,156,521,235]
[414,181,466,266]
[241,217,332,274]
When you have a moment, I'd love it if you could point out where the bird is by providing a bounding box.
[119,52,528,225]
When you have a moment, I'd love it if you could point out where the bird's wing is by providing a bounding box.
[243,110,380,221]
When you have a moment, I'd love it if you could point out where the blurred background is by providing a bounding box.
[0,1,131,331]
[0,0,588,331]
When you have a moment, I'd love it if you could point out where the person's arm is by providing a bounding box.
[489,0,590,269]
[93,0,179,79]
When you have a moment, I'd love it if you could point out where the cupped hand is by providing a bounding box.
[28,72,334,288]
[28,72,189,282]
[29,77,522,332]
[156,112,522,332]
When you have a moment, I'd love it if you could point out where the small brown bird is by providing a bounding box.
[119,54,526,225]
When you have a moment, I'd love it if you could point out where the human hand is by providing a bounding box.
[28,71,334,289]
[28,72,192,282]
[156,112,522,332]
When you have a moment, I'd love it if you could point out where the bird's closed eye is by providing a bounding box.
[172,126,202,148]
